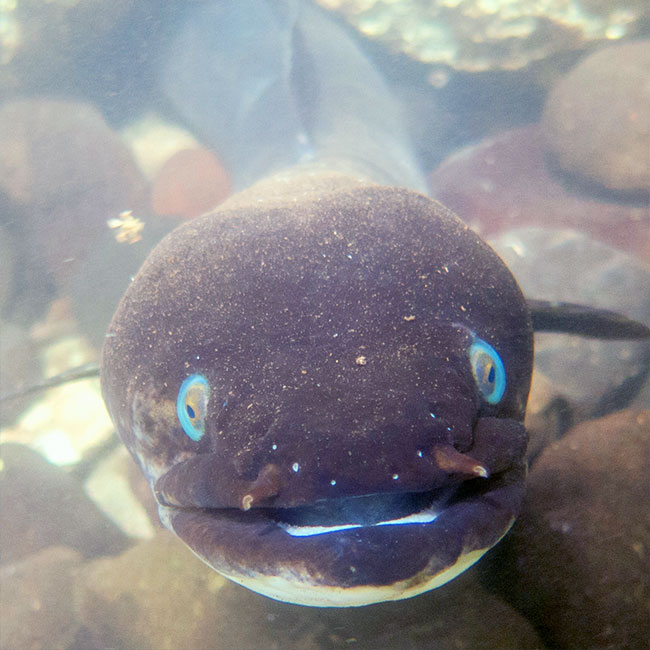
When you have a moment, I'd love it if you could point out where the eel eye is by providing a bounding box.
[177,374,210,441]
[469,338,506,405]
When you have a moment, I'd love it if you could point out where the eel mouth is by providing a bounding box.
[268,483,461,537]
[157,461,526,607]
[154,418,529,606]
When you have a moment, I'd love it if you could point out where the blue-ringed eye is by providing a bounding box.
[469,338,506,405]
[177,374,210,441]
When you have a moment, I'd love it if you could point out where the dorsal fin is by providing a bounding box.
[527,299,650,339]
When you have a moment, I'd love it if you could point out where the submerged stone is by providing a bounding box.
[0,546,83,650]
[493,409,650,649]
[0,443,130,565]
[542,41,650,195]
[428,125,650,262]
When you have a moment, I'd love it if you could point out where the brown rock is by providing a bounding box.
[542,41,650,194]
[494,409,650,650]
[77,531,322,650]
[0,443,130,564]
[0,0,133,93]
[0,546,83,650]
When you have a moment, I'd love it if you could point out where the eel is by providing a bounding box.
[99,0,650,607]
[100,171,650,607]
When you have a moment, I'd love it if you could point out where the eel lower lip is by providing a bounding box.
[160,466,526,607]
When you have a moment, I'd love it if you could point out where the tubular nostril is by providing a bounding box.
[239,463,283,510]
[431,444,488,479]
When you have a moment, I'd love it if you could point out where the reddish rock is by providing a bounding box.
[428,125,650,262]
[0,98,148,289]
[0,546,83,650]
[151,147,231,219]
[493,409,650,650]
[542,41,650,194]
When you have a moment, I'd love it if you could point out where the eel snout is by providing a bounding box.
[154,416,527,518]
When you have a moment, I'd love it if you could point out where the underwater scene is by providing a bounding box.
[0,0,649,648]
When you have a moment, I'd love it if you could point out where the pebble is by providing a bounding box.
[542,41,650,195]
[151,147,231,219]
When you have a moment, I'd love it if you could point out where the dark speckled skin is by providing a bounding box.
[101,173,533,605]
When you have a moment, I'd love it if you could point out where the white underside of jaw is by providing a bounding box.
[225,543,500,607]
[218,519,516,607]
[278,506,439,537]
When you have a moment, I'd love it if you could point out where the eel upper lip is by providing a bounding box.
[154,418,528,522]
[153,442,491,512]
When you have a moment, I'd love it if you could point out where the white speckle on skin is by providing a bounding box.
[272,443,278,451]
[392,474,399,480]
[417,450,423,458]
[292,462,300,472]
[330,479,337,486]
